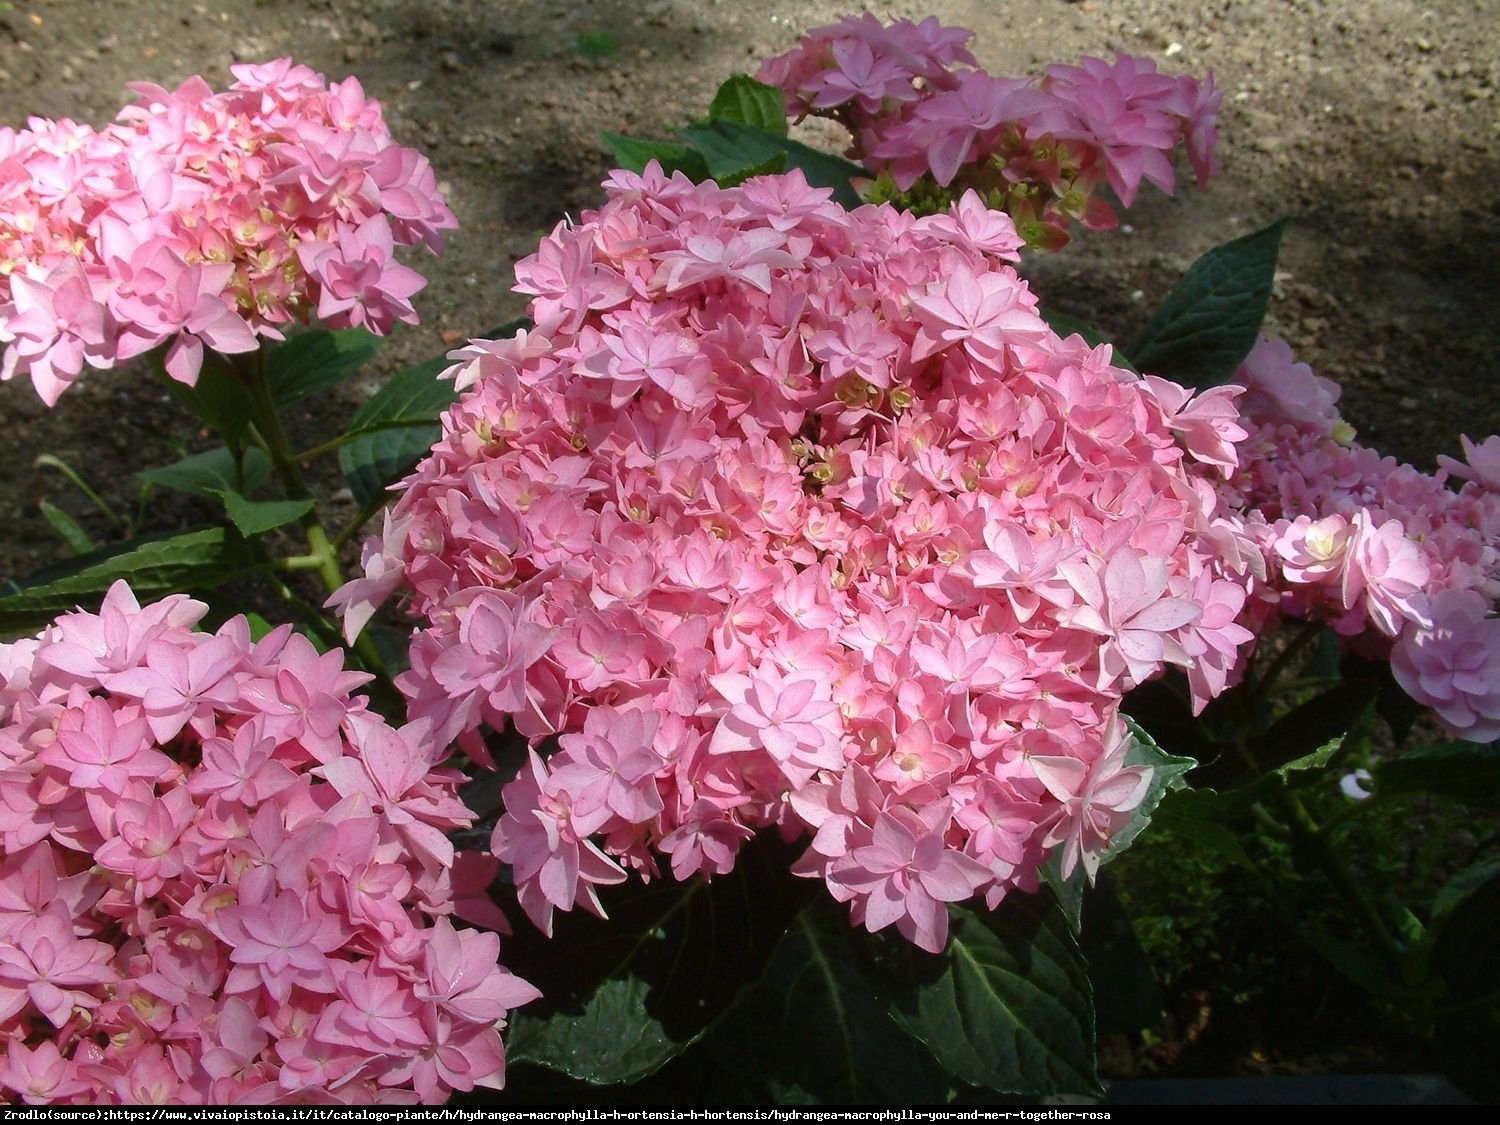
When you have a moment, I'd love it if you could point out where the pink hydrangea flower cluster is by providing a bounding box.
[0,582,535,1105]
[337,166,1263,954]
[0,58,455,405]
[755,15,1219,248]
[1221,338,1500,741]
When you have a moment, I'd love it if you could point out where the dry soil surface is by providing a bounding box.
[2,0,1498,577]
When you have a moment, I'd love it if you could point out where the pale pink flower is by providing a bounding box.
[1236,336,1342,434]
[1438,434,1500,492]
[829,804,992,953]
[0,913,116,1027]
[1342,513,1431,637]
[1031,724,1152,881]
[1060,548,1201,686]
[1392,590,1500,742]
[0,1039,90,1103]
[1274,514,1356,586]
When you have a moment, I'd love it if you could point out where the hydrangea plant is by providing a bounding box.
[0,14,1496,1107]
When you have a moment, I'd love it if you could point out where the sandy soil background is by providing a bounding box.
[2,0,1497,573]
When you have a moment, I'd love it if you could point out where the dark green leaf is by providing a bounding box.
[0,528,268,633]
[267,327,382,408]
[1192,681,1376,792]
[218,490,315,536]
[1430,858,1500,1101]
[155,356,257,451]
[38,501,95,555]
[1126,218,1290,386]
[502,835,810,1085]
[1079,875,1163,1035]
[1432,855,1500,926]
[1300,930,1399,998]
[1150,801,1257,869]
[1376,740,1500,808]
[716,151,787,189]
[675,121,866,208]
[1109,717,1198,859]
[337,357,457,507]
[888,898,1101,1097]
[138,447,271,499]
[707,74,787,136]
[705,901,948,1104]
[599,132,711,181]
[337,321,528,507]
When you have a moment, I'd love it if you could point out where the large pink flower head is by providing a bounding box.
[0,582,534,1105]
[756,18,1218,249]
[1216,337,1500,733]
[0,60,454,404]
[339,167,1261,952]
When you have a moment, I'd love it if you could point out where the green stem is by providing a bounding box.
[234,350,344,595]
[230,348,393,689]
[1279,789,1403,965]
[32,454,125,530]
[1249,802,1293,839]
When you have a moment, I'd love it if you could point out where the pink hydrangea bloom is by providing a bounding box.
[0,582,534,1105]
[0,60,453,403]
[1438,434,1500,493]
[1392,590,1500,742]
[337,168,1265,947]
[1215,336,1500,735]
[756,17,1218,249]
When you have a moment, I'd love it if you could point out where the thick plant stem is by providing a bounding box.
[234,349,345,597]
[231,348,393,688]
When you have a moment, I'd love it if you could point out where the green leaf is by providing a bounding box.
[138,447,271,500]
[502,835,809,1085]
[38,501,95,555]
[1429,858,1500,1101]
[1150,802,1257,869]
[218,490,315,536]
[267,327,382,408]
[241,612,279,641]
[1040,309,1137,373]
[337,357,457,507]
[1300,930,1399,998]
[675,121,866,208]
[707,74,787,136]
[155,356,257,451]
[1110,718,1198,859]
[1193,681,1376,792]
[1432,855,1500,926]
[599,132,711,181]
[705,902,948,1104]
[337,321,528,507]
[716,151,787,189]
[0,528,267,633]
[1079,875,1163,1035]
[888,897,1101,1098]
[1126,218,1291,386]
[1376,740,1500,808]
